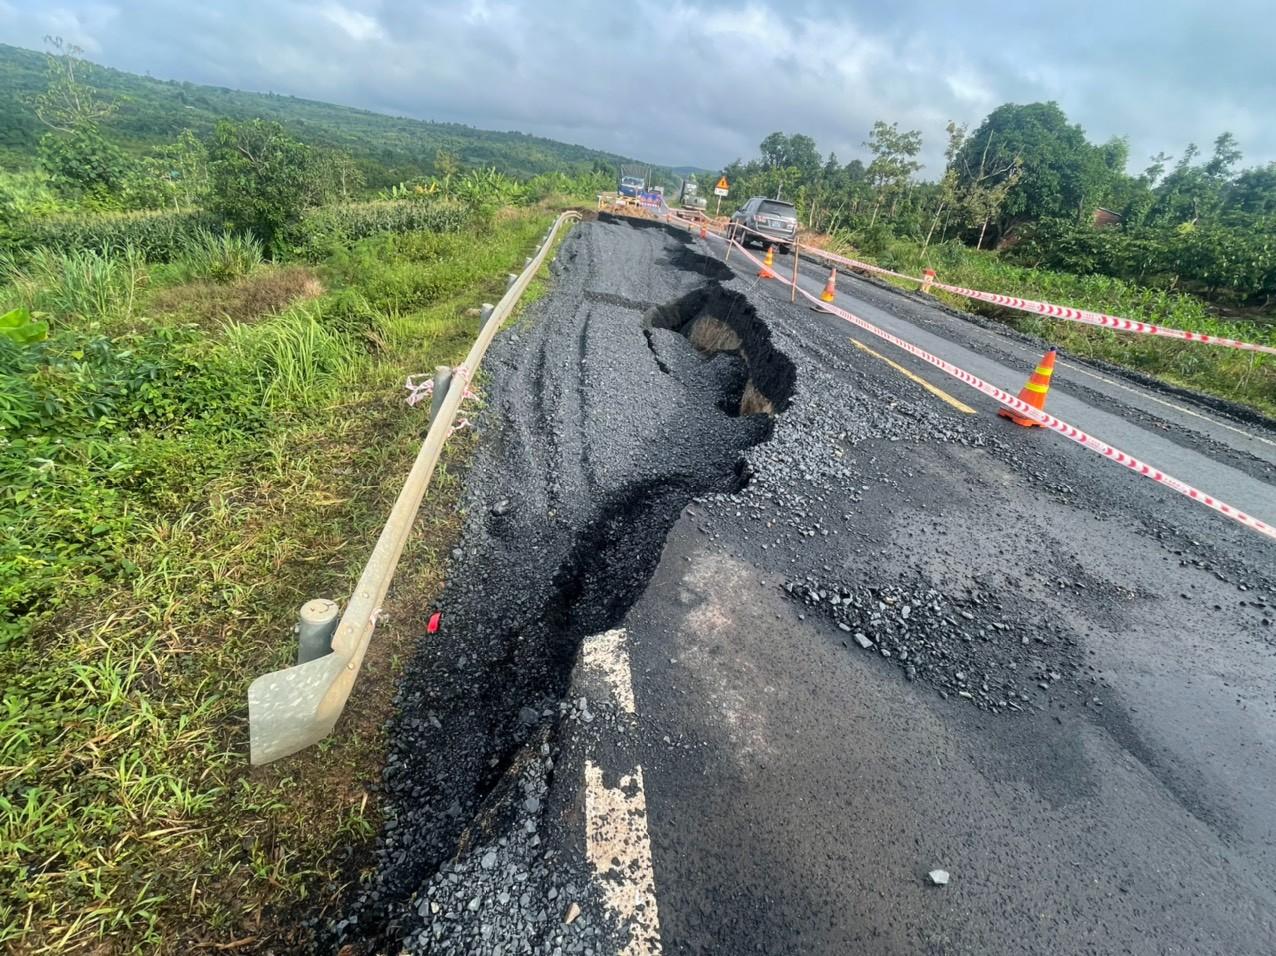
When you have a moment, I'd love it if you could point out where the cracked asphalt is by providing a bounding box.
[327,214,1276,955]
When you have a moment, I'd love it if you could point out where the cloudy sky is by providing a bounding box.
[3,0,1274,176]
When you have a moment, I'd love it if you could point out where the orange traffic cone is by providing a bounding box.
[821,267,837,302]
[999,347,1057,427]
[700,223,708,239]
[758,245,776,279]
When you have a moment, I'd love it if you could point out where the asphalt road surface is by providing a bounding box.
[329,214,1276,955]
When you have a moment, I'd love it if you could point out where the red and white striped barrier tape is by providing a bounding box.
[670,214,1276,358]
[927,281,1276,355]
[723,237,1276,543]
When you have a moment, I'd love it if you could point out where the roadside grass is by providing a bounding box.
[820,233,1276,418]
[1,207,557,952]
[2,245,148,325]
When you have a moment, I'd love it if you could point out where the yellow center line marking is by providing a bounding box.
[849,338,977,414]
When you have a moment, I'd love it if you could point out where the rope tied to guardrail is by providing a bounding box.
[403,372,479,407]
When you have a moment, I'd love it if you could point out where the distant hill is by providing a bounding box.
[0,43,677,187]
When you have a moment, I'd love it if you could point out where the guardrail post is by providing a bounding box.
[296,599,340,664]
[430,365,453,424]
[524,256,532,268]
[479,302,496,328]
[921,268,937,294]
[506,273,518,288]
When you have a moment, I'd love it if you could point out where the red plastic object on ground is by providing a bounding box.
[427,611,441,634]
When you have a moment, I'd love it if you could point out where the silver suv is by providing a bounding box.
[729,197,798,253]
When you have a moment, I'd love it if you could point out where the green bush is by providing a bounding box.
[222,306,352,408]
[322,228,503,314]
[0,170,66,220]
[287,198,471,260]
[179,227,264,282]
[3,208,219,263]
[207,119,314,249]
[1012,217,1276,305]
[844,222,896,258]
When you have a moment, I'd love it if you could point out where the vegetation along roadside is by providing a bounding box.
[4,27,1274,954]
[717,122,1274,417]
[819,230,1276,417]
[0,39,606,953]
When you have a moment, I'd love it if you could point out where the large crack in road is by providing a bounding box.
[324,215,795,952]
[324,214,1276,955]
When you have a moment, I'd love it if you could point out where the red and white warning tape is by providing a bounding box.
[930,281,1276,355]
[668,213,1276,357]
[810,244,1276,357]
[719,237,1276,543]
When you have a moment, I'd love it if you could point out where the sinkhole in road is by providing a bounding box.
[329,229,797,953]
[645,281,797,417]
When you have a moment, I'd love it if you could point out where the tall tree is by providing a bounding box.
[923,121,966,252]
[136,129,211,209]
[1229,163,1276,217]
[33,36,130,202]
[1204,132,1242,180]
[864,121,922,226]
[311,148,365,203]
[33,36,115,134]
[958,128,1023,249]
[955,102,1114,240]
[1148,134,1242,226]
[208,118,316,245]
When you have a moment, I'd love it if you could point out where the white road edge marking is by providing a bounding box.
[1056,358,1276,451]
[585,762,662,956]
[582,628,636,713]
[581,628,662,955]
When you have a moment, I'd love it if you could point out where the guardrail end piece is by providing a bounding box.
[248,653,348,764]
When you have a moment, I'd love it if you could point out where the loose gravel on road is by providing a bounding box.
[322,214,1276,955]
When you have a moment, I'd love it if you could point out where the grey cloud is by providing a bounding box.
[2,0,1273,174]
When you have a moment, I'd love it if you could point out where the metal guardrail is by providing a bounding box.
[248,210,582,764]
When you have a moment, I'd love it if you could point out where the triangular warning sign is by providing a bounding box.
[716,176,729,190]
